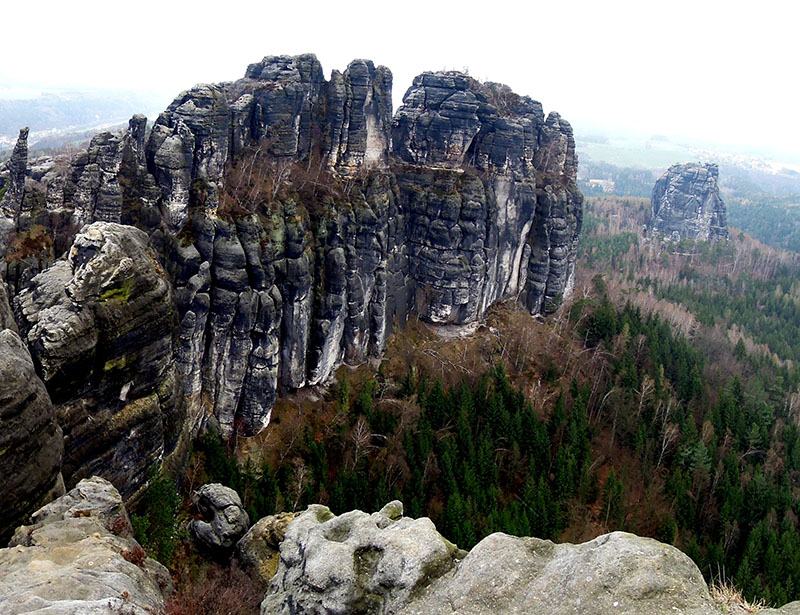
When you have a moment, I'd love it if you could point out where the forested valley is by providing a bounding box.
[129,193,800,608]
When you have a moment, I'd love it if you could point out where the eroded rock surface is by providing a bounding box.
[0,325,64,543]
[189,483,250,554]
[651,162,728,242]
[261,501,460,615]
[260,503,723,615]
[407,531,719,615]
[235,511,296,586]
[14,222,181,497]
[0,477,170,615]
[0,54,584,438]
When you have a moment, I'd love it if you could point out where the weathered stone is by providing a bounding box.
[235,511,296,586]
[189,483,250,553]
[261,504,722,615]
[261,502,459,615]
[650,162,728,242]
[0,477,170,615]
[406,531,719,615]
[0,327,64,543]
[14,222,181,498]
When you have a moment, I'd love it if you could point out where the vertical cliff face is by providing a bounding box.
[14,222,181,498]
[3,54,583,453]
[393,74,582,321]
[0,323,64,543]
[650,162,728,242]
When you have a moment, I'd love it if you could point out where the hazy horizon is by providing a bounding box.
[4,0,798,163]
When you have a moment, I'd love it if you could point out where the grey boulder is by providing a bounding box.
[189,483,250,553]
[407,530,719,615]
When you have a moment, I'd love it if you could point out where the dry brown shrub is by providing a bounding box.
[121,545,147,567]
[165,564,262,615]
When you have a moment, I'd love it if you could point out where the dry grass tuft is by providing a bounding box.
[710,582,769,613]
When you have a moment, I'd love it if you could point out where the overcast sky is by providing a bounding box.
[2,0,797,159]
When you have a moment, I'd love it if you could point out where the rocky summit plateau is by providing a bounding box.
[650,162,728,242]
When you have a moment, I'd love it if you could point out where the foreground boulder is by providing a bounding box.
[189,483,250,554]
[0,476,170,615]
[261,501,461,615]
[406,531,719,615]
[235,511,295,586]
[0,322,64,543]
[650,162,728,242]
[261,502,729,615]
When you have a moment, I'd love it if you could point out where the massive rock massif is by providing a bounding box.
[0,54,582,531]
[146,55,582,436]
[650,162,728,241]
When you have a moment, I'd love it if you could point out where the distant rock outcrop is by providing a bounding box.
[0,127,28,221]
[0,127,29,256]
[650,162,728,241]
[0,477,170,615]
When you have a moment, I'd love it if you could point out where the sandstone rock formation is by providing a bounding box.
[14,222,182,498]
[260,502,727,615]
[405,531,719,615]
[0,127,28,221]
[651,162,728,241]
[235,511,296,586]
[261,501,461,615]
[0,477,170,615]
[151,56,582,436]
[0,323,64,542]
[0,53,583,441]
[0,127,29,256]
[189,483,250,554]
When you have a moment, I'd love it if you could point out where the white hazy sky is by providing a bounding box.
[2,0,798,158]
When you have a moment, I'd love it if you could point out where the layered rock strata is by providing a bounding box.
[0,477,170,615]
[651,162,728,241]
[2,54,583,442]
[0,317,64,542]
[14,222,182,498]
